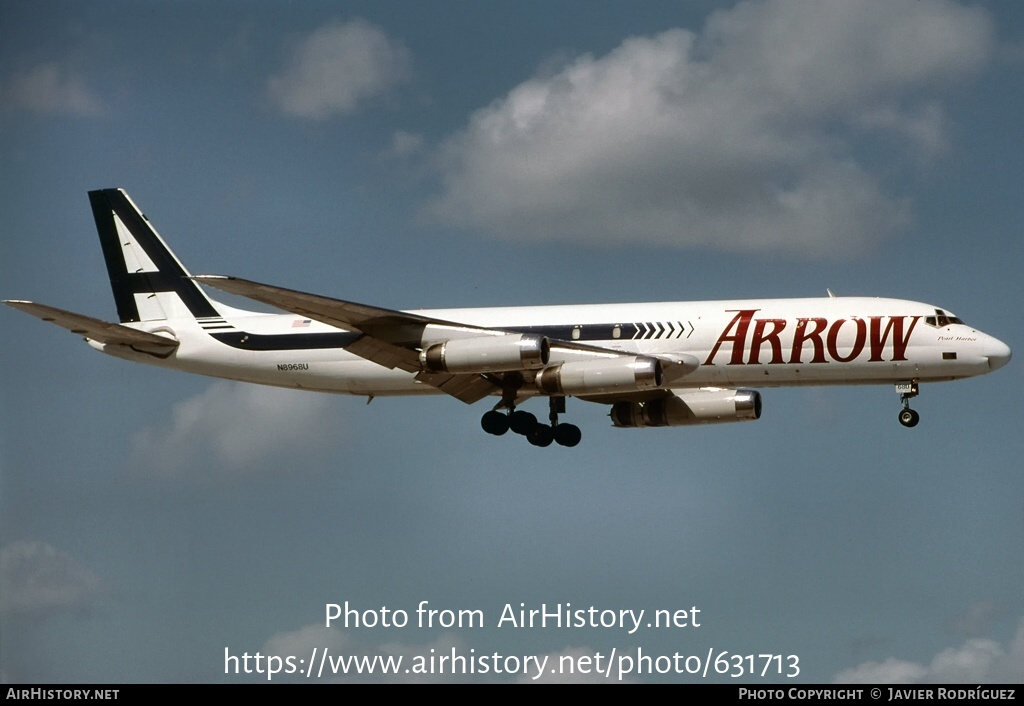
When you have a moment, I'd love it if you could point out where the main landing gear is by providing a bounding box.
[481,395,583,448]
[896,382,920,428]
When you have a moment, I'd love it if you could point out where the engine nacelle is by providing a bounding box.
[535,356,663,396]
[419,333,549,373]
[611,389,762,427]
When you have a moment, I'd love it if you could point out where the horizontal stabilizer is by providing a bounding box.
[4,300,179,356]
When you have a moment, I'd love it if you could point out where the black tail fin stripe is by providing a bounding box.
[89,189,219,322]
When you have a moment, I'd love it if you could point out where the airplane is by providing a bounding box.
[5,189,1012,448]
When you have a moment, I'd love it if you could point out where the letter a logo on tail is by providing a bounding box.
[89,189,220,323]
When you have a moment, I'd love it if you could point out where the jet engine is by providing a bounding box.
[419,333,549,373]
[611,389,761,427]
[535,356,663,396]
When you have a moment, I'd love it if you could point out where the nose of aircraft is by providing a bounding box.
[986,338,1012,371]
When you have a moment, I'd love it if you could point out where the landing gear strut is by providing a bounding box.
[548,397,582,448]
[896,382,920,428]
[517,397,582,447]
[478,383,582,447]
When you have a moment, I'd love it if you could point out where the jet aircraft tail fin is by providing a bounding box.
[88,188,222,323]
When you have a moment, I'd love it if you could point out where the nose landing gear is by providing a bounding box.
[898,407,920,428]
[896,382,920,428]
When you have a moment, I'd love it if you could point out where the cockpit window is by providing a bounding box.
[924,309,964,328]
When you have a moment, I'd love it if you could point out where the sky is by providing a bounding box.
[1,0,1022,684]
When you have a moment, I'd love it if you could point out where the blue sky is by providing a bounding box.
[1,0,1022,683]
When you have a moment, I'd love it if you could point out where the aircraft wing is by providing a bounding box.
[193,275,500,403]
[192,275,700,404]
[4,300,179,356]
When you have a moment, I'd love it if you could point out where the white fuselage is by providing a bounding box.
[94,296,1011,398]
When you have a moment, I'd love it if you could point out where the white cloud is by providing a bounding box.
[425,0,993,257]
[2,62,105,117]
[950,601,1003,638]
[264,623,354,659]
[378,632,470,683]
[834,617,1024,683]
[128,381,339,481]
[835,657,928,684]
[389,130,426,158]
[268,19,411,119]
[0,541,101,619]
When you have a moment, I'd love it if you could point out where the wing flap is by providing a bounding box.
[344,334,421,373]
[414,371,497,404]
